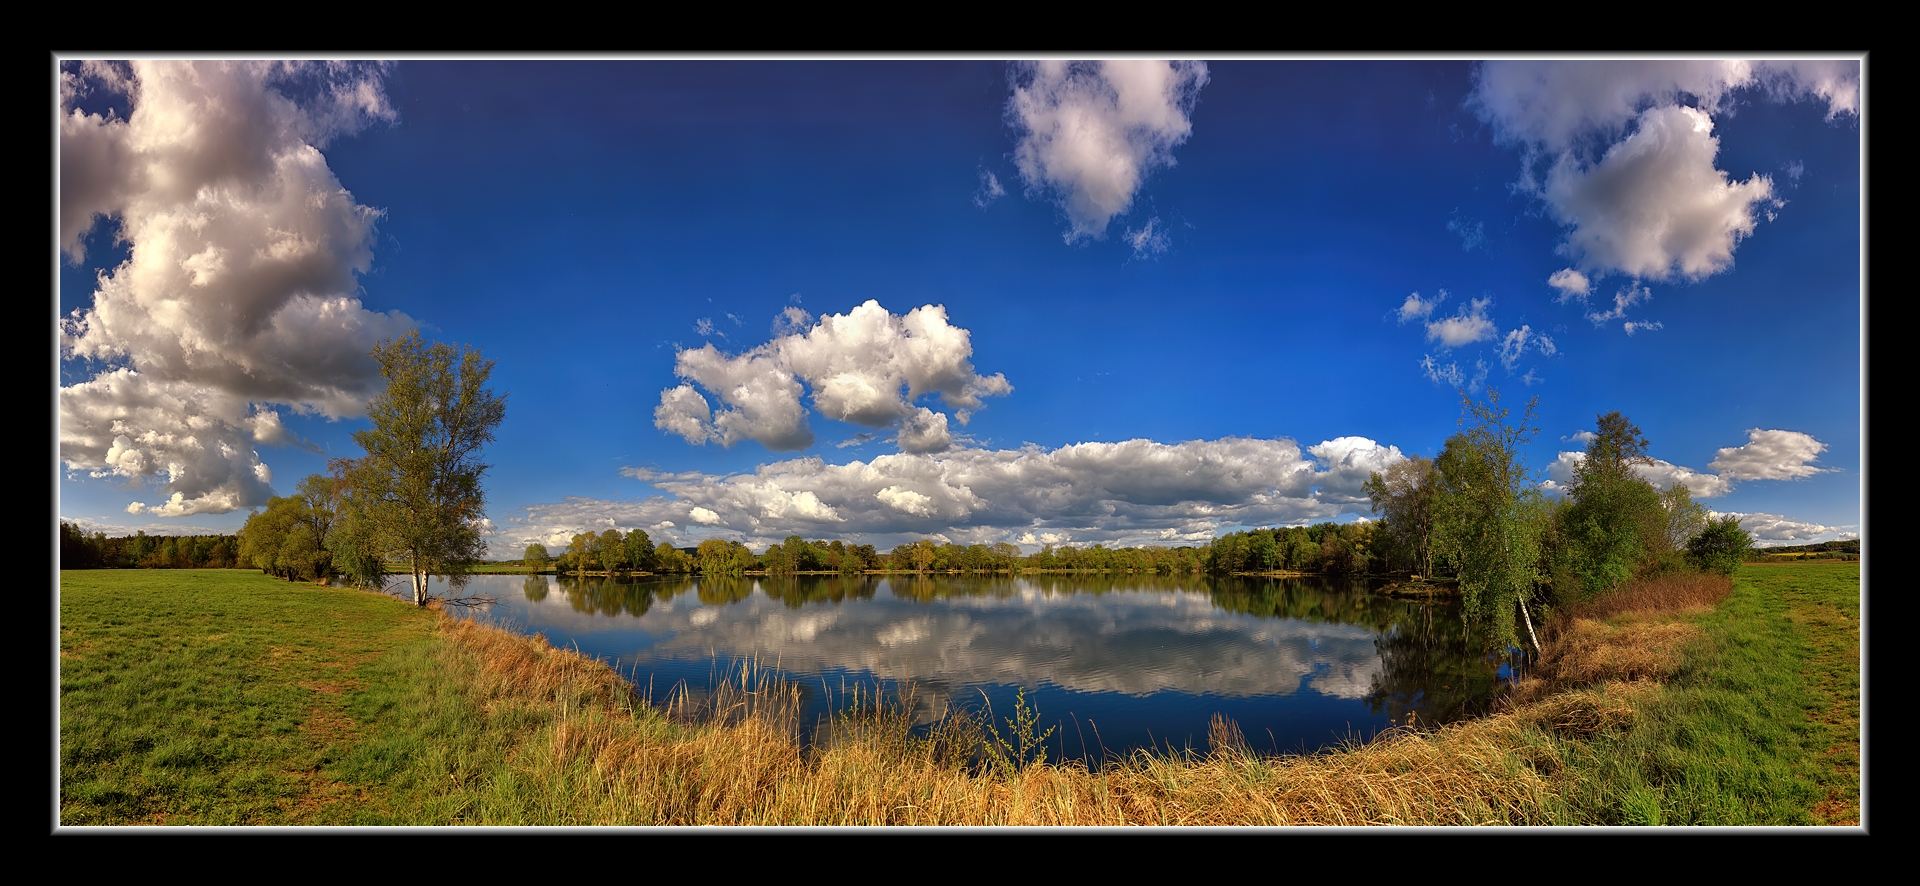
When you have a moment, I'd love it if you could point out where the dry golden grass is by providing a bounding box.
[1537,620,1703,686]
[1566,571,1732,622]
[1507,572,1731,704]
[428,615,1671,826]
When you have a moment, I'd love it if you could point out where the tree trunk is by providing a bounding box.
[411,553,429,607]
[1518,595,1541,654]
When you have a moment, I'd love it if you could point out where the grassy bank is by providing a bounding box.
[1519,563,1860,824]
[58,562,1860,826]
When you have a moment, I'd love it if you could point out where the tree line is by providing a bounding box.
[521,532,1209,577]
[1757,540,1857,559]
[521,528,1380,578]
[59,522,241,570]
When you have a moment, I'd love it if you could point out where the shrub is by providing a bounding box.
[1686,516,1752,575]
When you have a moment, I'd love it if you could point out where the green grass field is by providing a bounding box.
[57,562,1861,826]
[58,570,437,824]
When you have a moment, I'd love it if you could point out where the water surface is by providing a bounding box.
[447,572,1509,758]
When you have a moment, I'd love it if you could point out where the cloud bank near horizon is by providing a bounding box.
[502,434,1406,553]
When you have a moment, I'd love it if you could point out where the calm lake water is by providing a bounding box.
[445,572,1512,758]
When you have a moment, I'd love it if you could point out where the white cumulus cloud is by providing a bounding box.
[1635,458,1734,498]
[1543,106,1775,282]
[1306,438,1406,504]
[1708,429,1835,481]
[1470,59,1858,297]
[1397,290,1444,324]
[896,407,953,454]
[654,300,1011,453]
[58,61,409,515]
[1547,268,1592,301]
[1711,510,1850,544]
[1544,428,1836,499]
[1008,60,1208,242]
[1426,297,1496,348]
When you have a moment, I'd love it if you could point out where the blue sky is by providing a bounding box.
[57,58,1863,552]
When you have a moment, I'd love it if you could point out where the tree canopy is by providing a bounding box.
[1365,454,1438,578]
[1432,389,1548,652]
[338,331,507,606]
[1559,411,1662,598]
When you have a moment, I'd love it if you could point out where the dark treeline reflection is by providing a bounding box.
[759,575,883,607]
[1364,603,1507,725]
[530,574,698,618]
[1209,576,1507,725]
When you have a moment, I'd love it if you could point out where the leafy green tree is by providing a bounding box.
[655,542,690,573]
[909,540,937,573]
[697,538,752,575]
[781,536,814,572]
[1283,528,1319,572]
[1432,390,1549,653]
[1559,411,1662,598]
[1365,454,1437,577]
[596,529,627,574]
[566,533,593,573]
[762,542,791,575]
[295,473,341,553]
[991,542,1021,573]
[1644,483,1709,574]
[1247,531,1279,571]
[240,495,304,579]
[329,459,388,589]
[1687,515,1753,574]
[524,543,551,569]
[241,472,344,582]
[60,522,102,569]
[624,529,655,572]
[339,332,507,606]
[850,543,879,573]
[207,538,234,568]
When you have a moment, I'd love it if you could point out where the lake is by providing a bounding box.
[445,572,1513,759]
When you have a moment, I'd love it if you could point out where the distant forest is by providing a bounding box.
[1756,539,1859,558]
[60,522,241,570]
[524,520,1384,578]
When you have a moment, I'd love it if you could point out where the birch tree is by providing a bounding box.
[342,332,507,607]
[1432,389,1548,653]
